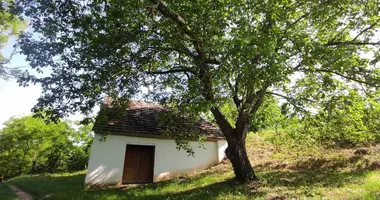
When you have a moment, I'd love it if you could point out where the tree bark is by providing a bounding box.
[225,134,258,182]
[211,107,258,182]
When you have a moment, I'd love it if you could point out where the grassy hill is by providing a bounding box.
[2,134,380,200]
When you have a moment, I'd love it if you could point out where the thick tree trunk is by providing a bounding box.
[210,107,258,183]
[225,137,258,182]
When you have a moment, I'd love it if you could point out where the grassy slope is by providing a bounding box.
[0,183,18,200]
[6,134,380,200]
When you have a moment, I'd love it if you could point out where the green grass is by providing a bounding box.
[6,169,380,199]
[0,183,18,200]
[6,134,380,200]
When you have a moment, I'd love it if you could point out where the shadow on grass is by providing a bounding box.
[7,173,87,199]
[8,171,261,200]
[102,179,264,200]
[7,167,377,200]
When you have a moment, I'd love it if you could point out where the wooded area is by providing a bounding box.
[0,116,93,179]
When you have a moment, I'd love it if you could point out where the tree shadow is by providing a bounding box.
[84,170,260,200]
[105,179,264,200]
[8,173,87,199]
[88,169,374,200]
[7,166,378,200]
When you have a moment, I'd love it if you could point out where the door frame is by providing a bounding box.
[122,144,155,184]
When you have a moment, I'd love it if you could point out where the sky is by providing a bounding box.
[0,38,86,128]
[0,38,40,127]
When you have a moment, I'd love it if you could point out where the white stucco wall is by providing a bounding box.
[85,134,227,186]
[217,140,228,162]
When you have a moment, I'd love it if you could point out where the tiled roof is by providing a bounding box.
[94,101,224,140]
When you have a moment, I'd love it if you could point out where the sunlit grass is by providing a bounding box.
[5,134,380,199]
[328,171,380,200]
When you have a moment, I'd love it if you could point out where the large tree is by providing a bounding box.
[15,0,380,182]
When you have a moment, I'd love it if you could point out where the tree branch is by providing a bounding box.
[352,21,379,41]
[147,67,196,75]
[152,0,186,25]
[313,69,379,87]
[210,106,234,140]
[326,41,380,46]
[152,0,205,57]
[286,12,309,29]
[228,72,242,109]
[284,1,326,31]
[204,58,221,65]
[147,46,196,58]
[250,87,268,115]
[267,91,314,103]
[151,0,234,140]
[326,21,379,46]
[266,91,312,112]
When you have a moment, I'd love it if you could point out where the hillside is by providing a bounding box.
[2,134,380,200]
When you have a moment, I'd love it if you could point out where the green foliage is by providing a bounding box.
[12,0,380,181]
[256,89,380,147]
[0,116,93,178]
[158,106,207,156]
[13,0,380,125]
[0,0,25,80]
[250,95,287,132]
[217,95,286,132]
[299,89,380,147]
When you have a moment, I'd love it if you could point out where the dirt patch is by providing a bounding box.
[353,148,371,155]
[370,161,380,169]
[9,185,33,200]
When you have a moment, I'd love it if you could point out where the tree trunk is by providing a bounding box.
[31,160,37,173]
[19,146,30,175]
[225,136,258,182]
[210,107,258,183]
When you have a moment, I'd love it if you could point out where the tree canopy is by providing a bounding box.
[0,0,25,80]
[14,0,380,182]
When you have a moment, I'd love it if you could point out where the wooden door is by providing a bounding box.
[122,145,155,184]
[122,145,139,182]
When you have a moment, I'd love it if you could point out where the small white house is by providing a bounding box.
[85,101,227,186]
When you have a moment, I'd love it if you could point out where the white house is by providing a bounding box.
[85,101,227,186]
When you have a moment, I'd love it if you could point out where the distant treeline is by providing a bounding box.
[249,90,380,147]
[0,116,93,179]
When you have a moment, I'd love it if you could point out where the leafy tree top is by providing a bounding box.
[14,0,380,129]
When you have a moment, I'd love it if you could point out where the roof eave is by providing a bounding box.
[96,131,226,142]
